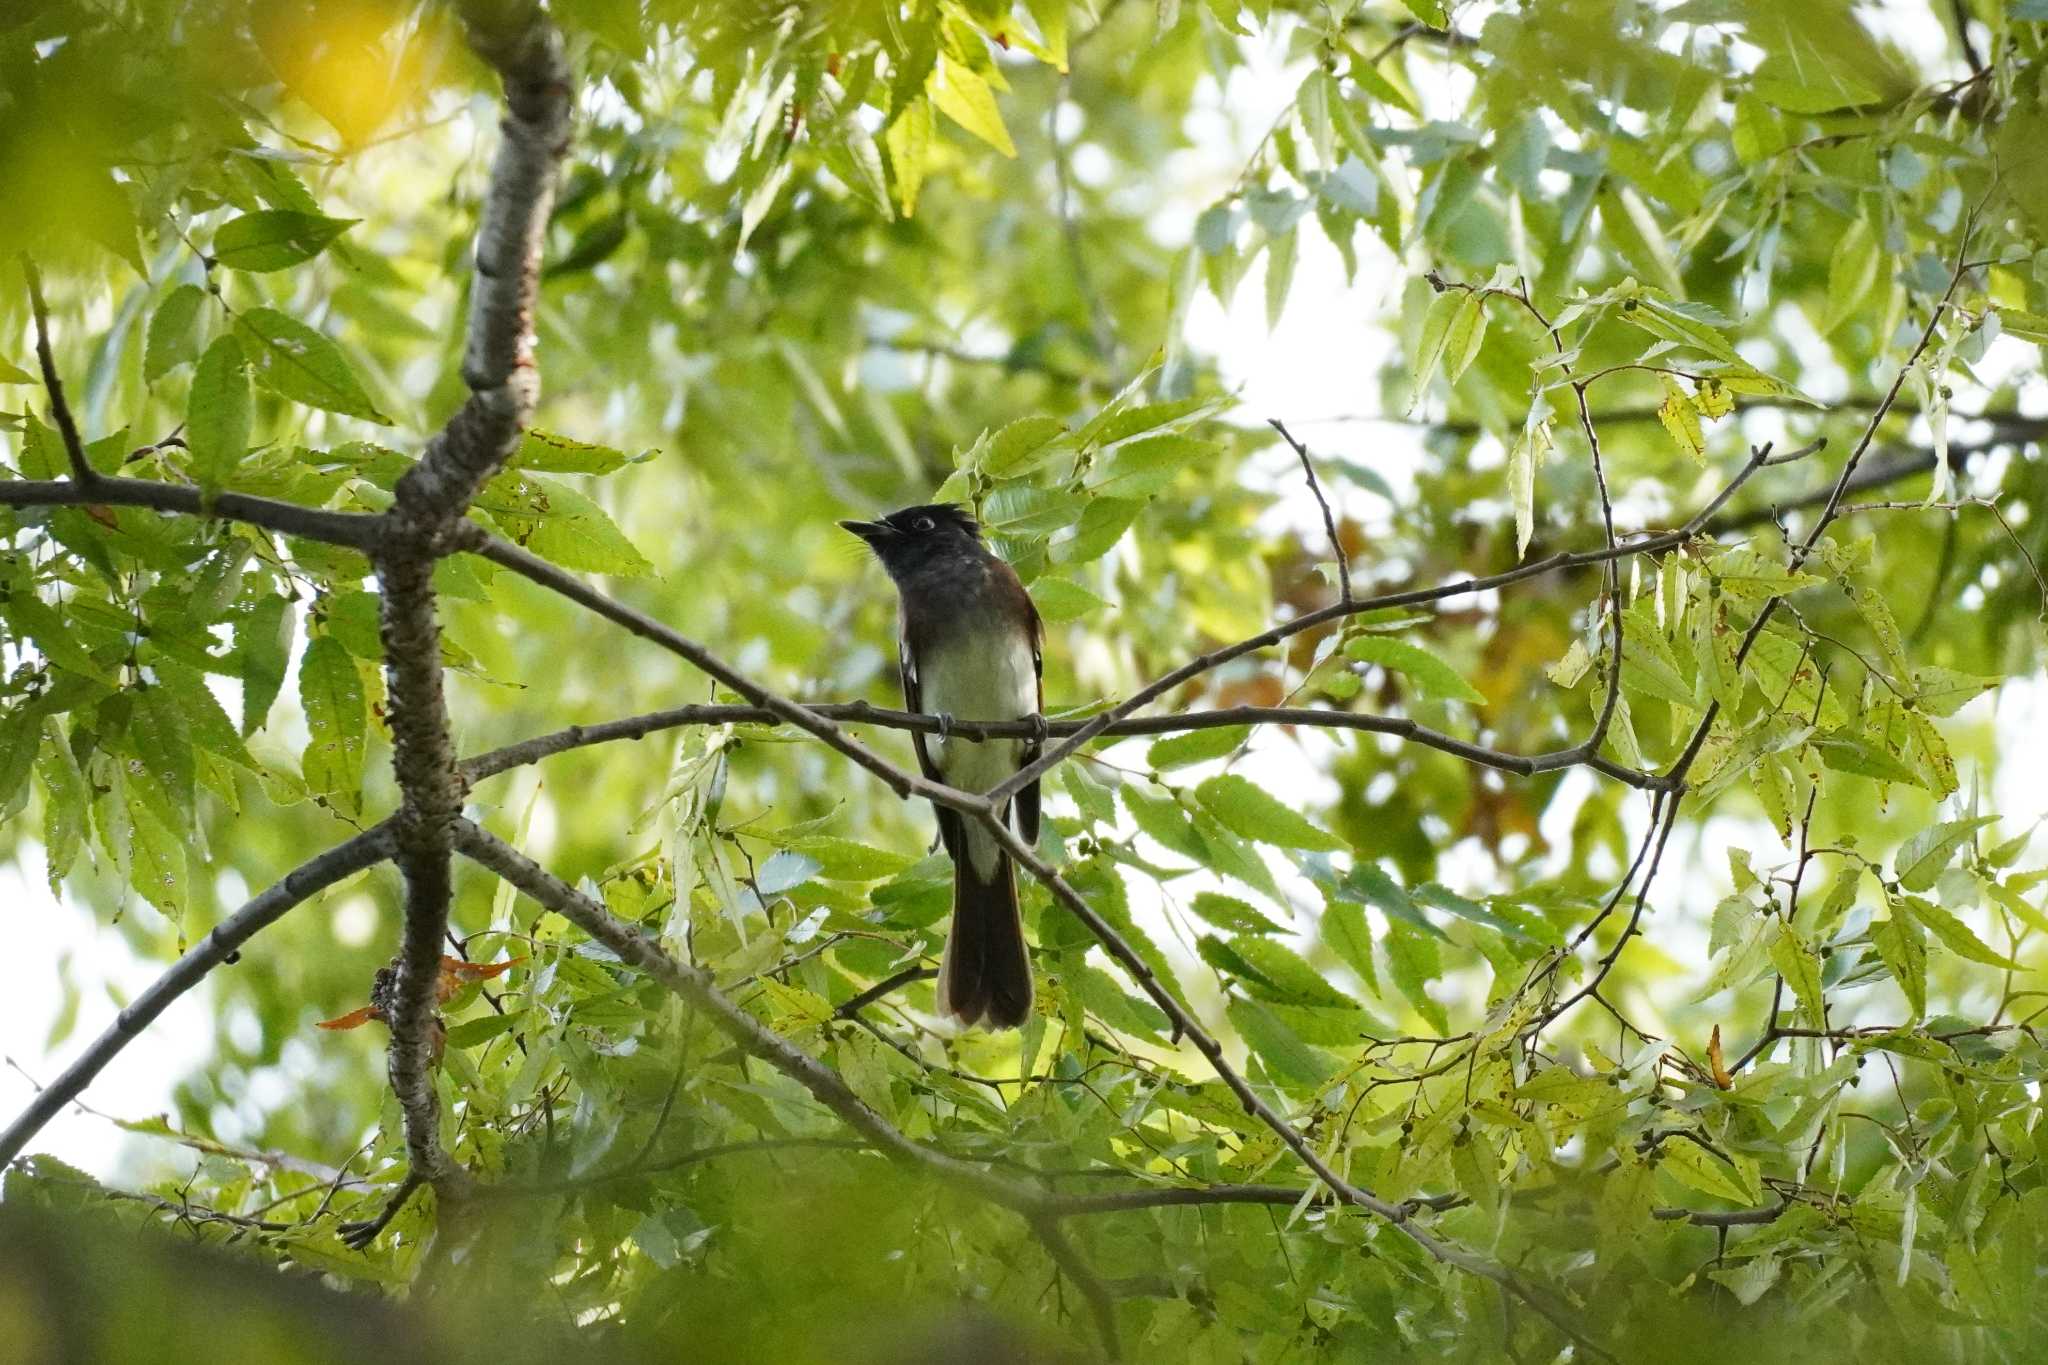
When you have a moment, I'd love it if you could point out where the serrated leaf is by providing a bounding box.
[511,430,634,475]
[1321,899,1378,994]
[885,94,933,217]
[1409,287,1462,409]
[931,58,1015,157]
[1195,773,1344,851]
[1898,893,2022,969]
[1895,817,1992,892]
[1768,921,1825,1024]
[298,636,365,813]
[1659,1138,1757,1205]
[236,594,294,735]
[1147,726,1250,770]
[759,834,913,881]
[1219,934,1355,1008]
[1227,996,1335,1090]
[1052,497,1143,565]
[1657,374,1706,464]
[477,472,654,576]
[1870,913,1927,1018]
[1382,921,1447,1032]
[145,284,207,382]
[981,415,1070,477]
[188,335,251,490]
[1909,666,1997,718]
[1123,783,1207,861]
[1030,577,1110,623]
[1821,216,1880,335]
[236,308,387,422]
[1344,635,1484,704]
[211,211,356,271]
[1189,890,1286,935]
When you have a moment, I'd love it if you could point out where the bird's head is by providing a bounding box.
[839,503,985,580]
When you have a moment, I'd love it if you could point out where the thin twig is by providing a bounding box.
[20,257,95,485]
[1269,418,1351,602]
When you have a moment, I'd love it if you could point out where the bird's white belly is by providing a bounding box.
[918,627,1036,874]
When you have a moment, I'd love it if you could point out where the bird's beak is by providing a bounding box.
[838,518,887,541]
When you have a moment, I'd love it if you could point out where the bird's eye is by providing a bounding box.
[914,516,936,532]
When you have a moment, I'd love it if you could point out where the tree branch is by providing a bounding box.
[984,433,1808,809]
[20,257,95,486]
[0,477,382,548]
[1269,418,1350,602]
[469,531,993,810]
[0,824,394,1170]
[370,0,571,1203]
[449,819,1033,1208]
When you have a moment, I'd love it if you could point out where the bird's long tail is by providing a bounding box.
[938,825,1033,1029]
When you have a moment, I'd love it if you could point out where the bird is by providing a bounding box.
[840,503,1041,1029]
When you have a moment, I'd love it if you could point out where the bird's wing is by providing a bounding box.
[1015,578,1043,847]
[901,623,964,861]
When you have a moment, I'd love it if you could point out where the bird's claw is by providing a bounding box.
[1027,711,1049,745]
[934,712,955,741]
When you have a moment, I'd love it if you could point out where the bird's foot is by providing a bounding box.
[934,711,955,741]
[1027,711,1049,745]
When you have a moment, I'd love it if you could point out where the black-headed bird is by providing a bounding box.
[840,504,1041,1029]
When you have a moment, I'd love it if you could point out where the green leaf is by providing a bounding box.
[1910,666,1998,718]
[132,685,195,820]
[211,211,357,271]
[980,415,1071,477]
[761,835,913,881]
[1147,726,1250,770]
[1409,287,1462,408]
[1413,882,1539,943]
[1227,996,1336,1090]
[885,95,934,217]
[145,284,207,382]
[1189,890,1286,935]
[477,472,655,576]
[236,308,388,422]
[1659,1138,1758,1205]
[446,1012,524,1049]
[1821,215,1879,335]
[299,636,366,813]
[1029,577,1111,623]
[1123,783,1208,861]
[1656,373,1706,464]
[1870,913,1927,1018]
[931,58,1015,157]
[126,781,187,931]
[236,595,294,735]
[1768,921,1825,1024]
[1343,635,1484,704]
[1052,497,1144,565]
[1898,894,2022,970]
[1382,921,1447,1032]
[1398,0,1449,29]
[1321,899,1378,994]
[511,430,636,475]
[1195,774,1344,851]
[188,335,252,490]
[1217,934,1356,1008]
[1895,817,1993,892]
